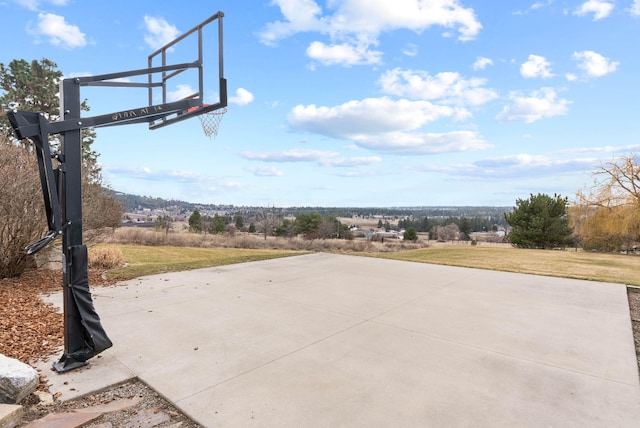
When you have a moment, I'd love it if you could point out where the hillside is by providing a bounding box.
[111,190,511,221]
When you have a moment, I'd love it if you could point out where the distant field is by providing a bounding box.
[369,246,640,286]
[337,216,381,229]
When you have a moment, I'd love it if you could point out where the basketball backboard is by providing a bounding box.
[58,11,227,131]
[147,11,227,130]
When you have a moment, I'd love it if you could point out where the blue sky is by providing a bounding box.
[2,0,639,207]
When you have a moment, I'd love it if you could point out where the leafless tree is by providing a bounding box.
[318,217,338,239]
[571,154,640,251]
[256,206,280,240]
[82,178,123,242]
[435,223,460,242]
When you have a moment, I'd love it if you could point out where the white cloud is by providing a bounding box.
[557,143,640,154]
[350,130,491,155]
[378,68,498,106]
[258,0,325,46]
[514,0,554,14]
[632,0,640,16]
[260,0,482,43]
[16,0,69,11]
[143,16,180,50]
[288,97,468,138]
[306,41,382,66]
[320,156,382,167]
[402,43,418,57]
[103,165,241,190]
[531,1,553,10]
[241,149,340,163]
[572,50,619,77]
[573,0,614,20]
[338,0,482,41]
[259,0,482,67]
[520,54,554,78]
[421,154,596,179]
[247,166,284,177]
[31,13,86,49]
[475,154,553,168]
[473,56,493,70]
[241,149,382,168]
[286,96,492,155]
[496,88,570,123]
[229,88,255,105]
[166,84,195,102]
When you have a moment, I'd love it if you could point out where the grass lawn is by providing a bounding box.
[104,245,305,281]
[369,245,640,286]
[99,243,639,287]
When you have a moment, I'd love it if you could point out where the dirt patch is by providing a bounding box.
[19,378,202,427]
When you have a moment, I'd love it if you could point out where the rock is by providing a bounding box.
[0,403,24,428]
[21,411,102,428]
[33,391,54,406]
[74,396,143,414]
[123,407,170,427]
[0,354,39,404]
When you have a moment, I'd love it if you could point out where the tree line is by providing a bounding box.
[179,160,640,253]
[182,208,505,243]
[503,155,640,252]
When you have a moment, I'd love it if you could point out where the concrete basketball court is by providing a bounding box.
[38,253,640,427]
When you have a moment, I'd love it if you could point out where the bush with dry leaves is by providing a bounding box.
[0,142,48,278]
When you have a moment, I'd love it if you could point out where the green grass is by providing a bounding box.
[368,246,640,286]
[105,245,304,281]
[100,243,640,287]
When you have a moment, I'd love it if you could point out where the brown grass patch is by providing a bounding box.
[89,245,124,269]
[103,228,429,253]
[372,245,640,286]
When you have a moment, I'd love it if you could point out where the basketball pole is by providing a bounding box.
[52,78,112,372]
[6,11,226,373]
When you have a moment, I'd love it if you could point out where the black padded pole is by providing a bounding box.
[52,78,112,373]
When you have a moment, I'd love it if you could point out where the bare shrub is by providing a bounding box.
[0,143,47,278]
[83,180,123,241]
[226,224,236,236]
[89,246,124,269]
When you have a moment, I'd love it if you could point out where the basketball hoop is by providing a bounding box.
[188,105,226,139]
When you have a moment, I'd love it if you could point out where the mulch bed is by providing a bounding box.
[0,269,115,364]
[1,268,204,426]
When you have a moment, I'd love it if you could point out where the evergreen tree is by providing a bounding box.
[1,59,98,168]
[403,227,418,241]
[504,193,573,249]
[188,209,202,233]
[459,218,472,240]
[210,214,226,234]
[295,212,323,235]
[234,214,245,230]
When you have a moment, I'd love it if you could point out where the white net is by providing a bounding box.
[198,107,227,139]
